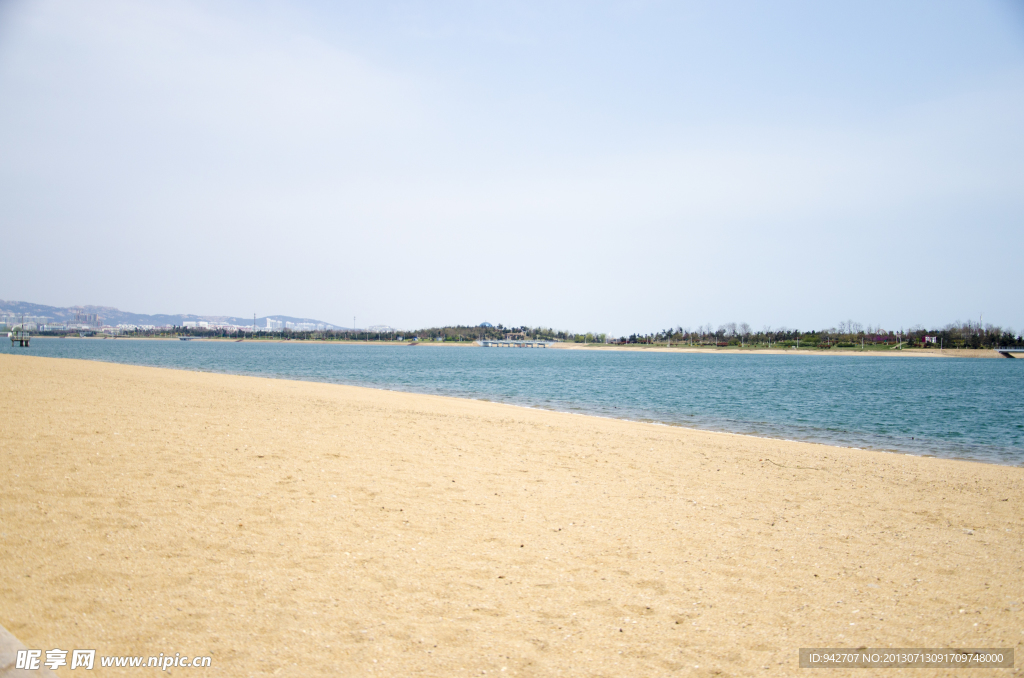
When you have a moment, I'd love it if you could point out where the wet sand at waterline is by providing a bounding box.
[1,355,1021,677]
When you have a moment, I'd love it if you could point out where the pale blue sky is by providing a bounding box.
[1,1,1022,334]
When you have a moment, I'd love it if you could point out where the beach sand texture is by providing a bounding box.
[1,354,1021,677]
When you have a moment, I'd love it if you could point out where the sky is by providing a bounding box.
[1,0,1022,335]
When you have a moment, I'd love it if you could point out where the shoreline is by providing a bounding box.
[2,354,1021,676]
[25,335,1012,358]
[501,401,1020,469]
[548,344,1008,358]
[7,344,1019,467]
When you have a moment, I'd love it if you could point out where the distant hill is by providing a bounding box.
[0,299,344,329]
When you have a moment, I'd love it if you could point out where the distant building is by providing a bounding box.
[282,322,319,331]
[1,315,50,328]
[74,311,100,327]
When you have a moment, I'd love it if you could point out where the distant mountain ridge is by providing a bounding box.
[0,299,344,329]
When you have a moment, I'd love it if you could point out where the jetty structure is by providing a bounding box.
[8,315,31,346]
[477,332,551,348]
[8,330,31,347]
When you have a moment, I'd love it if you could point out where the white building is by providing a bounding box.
[1,315,49,328]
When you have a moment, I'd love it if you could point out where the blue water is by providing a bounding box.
[5,338,1023,465]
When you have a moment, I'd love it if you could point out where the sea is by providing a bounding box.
[4,338,1023,466]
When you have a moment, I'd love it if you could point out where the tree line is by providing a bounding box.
[36,319,1022,349]
[617,320,1022,349]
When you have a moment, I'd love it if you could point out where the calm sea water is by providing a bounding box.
[5,338,1023,465]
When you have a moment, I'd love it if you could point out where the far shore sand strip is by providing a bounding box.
[1,354,1021,677]
[29,335,1015,358]
[547,344,1009,358]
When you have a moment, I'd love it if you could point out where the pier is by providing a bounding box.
[478,333,551,348]
[996,347,1024,358]
[478,339,550,348]
[9,331,30,347]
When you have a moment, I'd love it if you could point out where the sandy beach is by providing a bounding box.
[1,354,1021,677]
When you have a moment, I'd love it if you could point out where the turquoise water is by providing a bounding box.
[5,338,1023,465]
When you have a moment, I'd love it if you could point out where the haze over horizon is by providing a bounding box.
[1,1,1022,336]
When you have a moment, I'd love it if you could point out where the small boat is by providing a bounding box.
[179,337,195,341]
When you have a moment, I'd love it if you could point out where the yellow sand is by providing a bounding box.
[1,354,1021,677]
